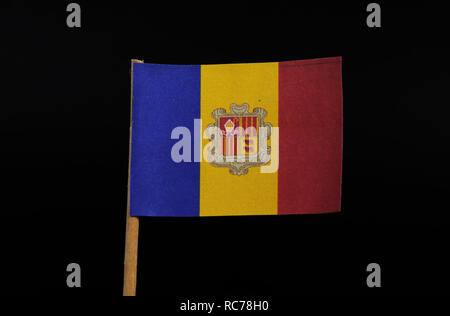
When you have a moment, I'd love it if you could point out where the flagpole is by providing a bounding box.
[123,208,139,296]
[123,59,143,296]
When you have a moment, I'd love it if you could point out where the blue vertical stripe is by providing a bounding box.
[130,63,200,216]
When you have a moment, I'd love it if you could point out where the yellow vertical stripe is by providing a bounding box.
[239,117,243,136]
[200,62,278,216]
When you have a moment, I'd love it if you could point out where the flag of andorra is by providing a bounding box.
[129,57,342,217]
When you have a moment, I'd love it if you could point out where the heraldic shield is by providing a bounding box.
[205,103,272,175]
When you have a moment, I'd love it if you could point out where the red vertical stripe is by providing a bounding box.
[252,117,256,136]
[223,136,226,156]
[278,57,343,214]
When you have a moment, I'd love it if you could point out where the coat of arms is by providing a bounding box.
[205,103,272,175]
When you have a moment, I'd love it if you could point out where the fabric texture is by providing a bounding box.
[129,57,342,217]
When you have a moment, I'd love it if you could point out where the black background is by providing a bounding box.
[2,0,449,304]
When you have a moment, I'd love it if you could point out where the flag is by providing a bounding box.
[129,57,342,216]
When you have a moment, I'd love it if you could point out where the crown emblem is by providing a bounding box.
[205,103,272,175]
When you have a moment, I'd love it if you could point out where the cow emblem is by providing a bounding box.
[205,103,272,175]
